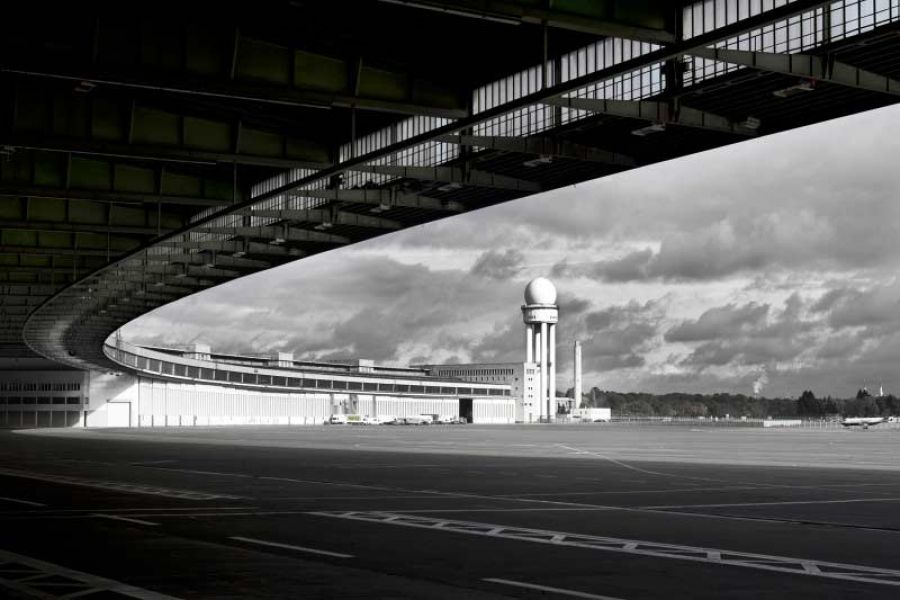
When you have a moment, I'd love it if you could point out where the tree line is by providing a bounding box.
[564,387,899,419]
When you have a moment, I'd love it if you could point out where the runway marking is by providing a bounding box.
[310,511,900,588]
[0,496,45,507]
[554,445,719,483]
[0,466,240,500]
[93,513,160,526]
[645,497,900,510]
[0,547,181,599]
[143,466,254,478]
[483,578,626,600]
[230,536,353,558]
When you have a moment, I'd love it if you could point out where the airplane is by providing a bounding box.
[841,416,896,429]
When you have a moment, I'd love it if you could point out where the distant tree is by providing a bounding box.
[797,390,823,417]
[857,388,871,399]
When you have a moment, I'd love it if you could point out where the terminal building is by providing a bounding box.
[0,278,563,428]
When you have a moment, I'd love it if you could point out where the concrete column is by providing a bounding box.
[534,328,541,364]
[539,321,548,421]
[548,323,556,420]
[526,324,534,363]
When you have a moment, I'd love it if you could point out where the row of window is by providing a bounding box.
[0,397,82,405]
[437,368,515,378]
[0,382,81,392]
[108,348,509,397]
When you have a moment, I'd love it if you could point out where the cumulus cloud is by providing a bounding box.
[469,248,525,280]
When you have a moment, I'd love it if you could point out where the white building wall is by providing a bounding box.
[85,377,510,427]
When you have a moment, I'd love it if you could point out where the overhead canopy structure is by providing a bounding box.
[1,0,898,369]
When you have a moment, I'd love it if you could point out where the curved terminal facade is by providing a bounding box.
[81,341,513,427]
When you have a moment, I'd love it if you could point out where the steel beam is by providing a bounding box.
[248,209,402,230]
[687,47,900,96]
[0,220,169,236]
[193,225,350,245]
[2,136,331,171]
[349,165,541,192]
[159,239,306,258]
[2,67,467,120]
[378,0,676,44]
[145,253,271,270]
[541,97,755,136]
[0,185,229,207]
[435,134,637,166]
[294,188,464,212]
[0,245,113,258]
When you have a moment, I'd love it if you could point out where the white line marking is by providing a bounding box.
[0,496,45,507]
[555,444,718,483]
[312,511,900,587]
[94,513,159,526]
[229,536,353,558]
[483,578,626,599]
[0,547,181,599]
[645,497,900,509]
[0,466,238,500]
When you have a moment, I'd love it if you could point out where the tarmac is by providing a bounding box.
[1,423,900,599]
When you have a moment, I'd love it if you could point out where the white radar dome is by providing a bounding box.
[524,277,557,305]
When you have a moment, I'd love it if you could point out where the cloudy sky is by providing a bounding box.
[124,104,900,399]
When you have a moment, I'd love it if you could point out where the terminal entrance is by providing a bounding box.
[460,398,473,423]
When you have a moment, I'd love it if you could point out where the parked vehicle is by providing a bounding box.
[328,414,348,425]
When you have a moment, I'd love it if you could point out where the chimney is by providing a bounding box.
[574,340,582,410]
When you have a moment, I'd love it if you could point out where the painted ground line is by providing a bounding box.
[0,547,180,599]
[644,497,900,509]
[145,467,255,478]
[94,513,159,526]
[0,496,45,507]
[483,578,626,600]
[229,536,353,558]
[0,466,239,500]
[310,511,900,588]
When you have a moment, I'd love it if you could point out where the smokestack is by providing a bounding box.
[574,340,582,410]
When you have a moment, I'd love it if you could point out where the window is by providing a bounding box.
[174,364,187,377]
[287,378,300,387]
[228,371,242,383]
[378,383,395,393]
[395,384,409,393]
[161,362,174,375]
[440,387,454,395]
[347,381,362,391]
[52,397,66,405]
[409,385,424,394]
[187,366,199,379]
[215,370,228,382]
[332,380,347,390]
[66,397,81,405]
[317,380,333,390]
[458,387,472,395]
[201,368,215,380]
[22,398,36,405]
[363,382,377,392]
[243,373,258,385]
[149,359,161,372]
[272,377,286,387]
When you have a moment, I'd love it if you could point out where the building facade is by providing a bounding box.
[85,341,514,427]
[425,362,541,423]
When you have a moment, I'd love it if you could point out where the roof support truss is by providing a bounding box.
[436,134,637,166]
[541,97,756,136]
[687,47,900,96]
[348,165,541,192]
[293,189,464,212]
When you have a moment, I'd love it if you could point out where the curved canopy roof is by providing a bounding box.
[1,0,898,369]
